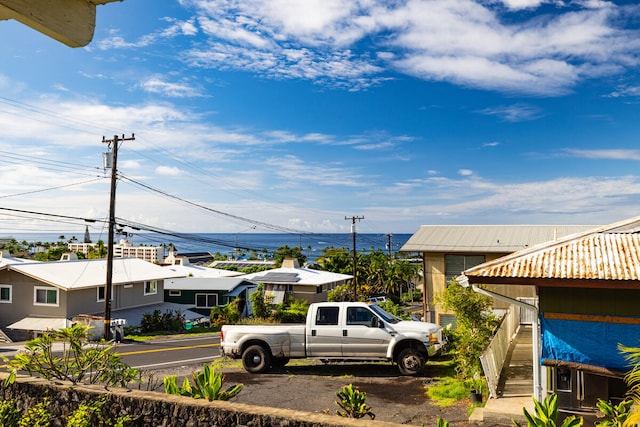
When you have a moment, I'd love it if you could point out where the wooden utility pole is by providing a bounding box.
[102,133,135,340]
[345,215,364,301]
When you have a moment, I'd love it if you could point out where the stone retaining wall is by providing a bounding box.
[0,373,408,427]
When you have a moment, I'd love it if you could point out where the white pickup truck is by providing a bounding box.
[220,301,444,376]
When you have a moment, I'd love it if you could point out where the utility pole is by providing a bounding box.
[385,233,393,259]
[345,215,364,301]
[102,133,135,340]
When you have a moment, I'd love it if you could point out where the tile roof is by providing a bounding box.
[463,216,640,284]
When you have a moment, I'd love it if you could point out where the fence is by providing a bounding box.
[480,305,520,399]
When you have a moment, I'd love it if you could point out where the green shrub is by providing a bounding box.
[2,324,138,387]
[0,399,21,426]
[18,398,51,427]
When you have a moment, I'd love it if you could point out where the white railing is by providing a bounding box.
[480,305,520,399]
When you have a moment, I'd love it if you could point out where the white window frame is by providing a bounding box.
[96,286,113,302]
[169,290,181,297]
[0,284,12,303]
[144,280,157,295]
[34,286,59,306]
[195,293,218,308]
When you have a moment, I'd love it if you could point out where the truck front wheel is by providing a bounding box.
[242,345,271,373]
[396,348,425,376]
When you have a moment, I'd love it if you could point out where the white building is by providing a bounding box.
[113,239,164,264]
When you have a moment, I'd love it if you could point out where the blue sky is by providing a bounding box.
[1,0,640,236]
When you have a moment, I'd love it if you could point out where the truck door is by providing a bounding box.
[306,305,343,357]
[341,306,390,357]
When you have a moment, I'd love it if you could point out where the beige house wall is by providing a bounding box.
[422,252,534,323]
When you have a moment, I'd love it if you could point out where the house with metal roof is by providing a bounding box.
[239,258,353,304]
[458,216,640,419]
[400,225,595,324]
[0,256,186,341]
[164,276,258,317]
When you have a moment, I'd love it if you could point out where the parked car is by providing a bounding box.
[220,301,444,376]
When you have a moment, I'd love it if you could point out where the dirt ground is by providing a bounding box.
[208,360,511,427]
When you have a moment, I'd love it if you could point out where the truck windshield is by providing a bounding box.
[369,304,400,324]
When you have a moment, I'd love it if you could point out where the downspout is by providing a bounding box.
[456,275,542,401]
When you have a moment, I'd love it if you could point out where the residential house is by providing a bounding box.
[164,277,257,318]
[239,258,352,304]
[459,216,640,419]
[0,255,185,341]
[162,250,255,317]
[399,225,594,324]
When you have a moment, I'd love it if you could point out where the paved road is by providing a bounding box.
[117,334,221,370]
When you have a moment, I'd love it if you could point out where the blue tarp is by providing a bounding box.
[540,316,640,371]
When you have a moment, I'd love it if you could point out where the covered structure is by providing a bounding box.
[0,0,119,47]
[458,216,640,418]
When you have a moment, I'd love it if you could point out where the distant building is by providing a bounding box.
[113,239,164,263]
[67,242,97,255]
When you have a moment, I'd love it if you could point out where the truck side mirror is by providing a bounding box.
[371,317,381,328]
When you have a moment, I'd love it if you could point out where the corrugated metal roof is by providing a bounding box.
[463,216,640,282]
[400,225,596,253]
[9,258,183,290]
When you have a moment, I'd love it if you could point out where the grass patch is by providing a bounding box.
[426,378,470,407]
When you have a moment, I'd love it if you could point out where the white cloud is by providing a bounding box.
[564,149,640,161]
[478,103,543,122]
[156,165,182,176]
[169,0,638,95]
[138,76,204,98]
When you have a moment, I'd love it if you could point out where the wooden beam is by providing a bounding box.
[0,0,119,48]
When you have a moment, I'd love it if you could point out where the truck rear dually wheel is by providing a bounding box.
[242,344,271,373]
[396,348,425,376]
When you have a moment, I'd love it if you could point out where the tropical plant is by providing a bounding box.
[274,297,309,323]
[1,324,139,387]
[273,245,307,267]
[437,418,451,427]
[619,344,640,425]
[164,362,243,401]
[594,399,633,427]
[437,280,499,378]
[335,383,375,419]
[513,394,583,427]
[249,283,274,319]
[210,299,242,328]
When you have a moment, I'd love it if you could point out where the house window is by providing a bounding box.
[445,254,486,284]
[169,290,181,297]
[144,280,157,295]
[34,286,59,306]
[97,286,113,302]
[0,284,11,303]
[195,293,218,308]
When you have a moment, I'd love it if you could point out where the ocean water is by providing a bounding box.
[3,232,413,261]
